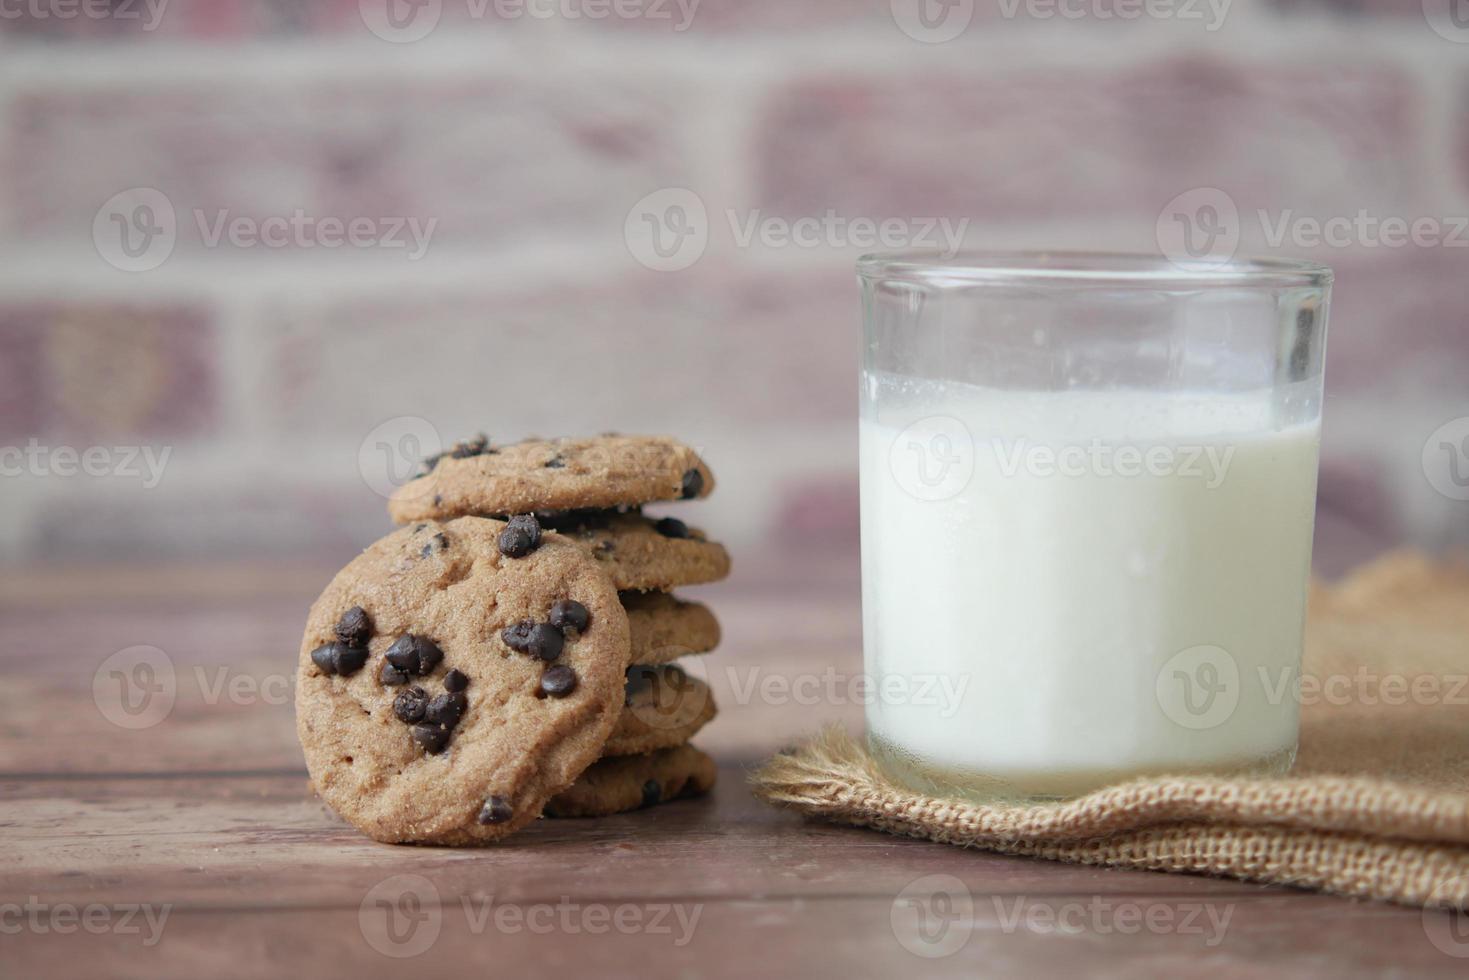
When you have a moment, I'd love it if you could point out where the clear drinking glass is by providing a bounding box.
[858,251,1332,801]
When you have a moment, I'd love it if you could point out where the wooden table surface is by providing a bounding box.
[2,552,1462,978]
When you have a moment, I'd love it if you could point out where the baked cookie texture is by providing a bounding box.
[605,664,717,757]
[623,591,721,666]
[389,435,714,525]
[545,744,718,818]
[295,517,630,844]
[569,513,731,592]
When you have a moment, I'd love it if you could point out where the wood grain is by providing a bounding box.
[1,558,1463,978]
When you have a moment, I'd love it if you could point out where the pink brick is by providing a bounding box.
[261,265,855,439]
[0,302,218,440]
[0,309,47,440]
[757,57,1424,224]
[1319,246,1469,390]
[569,0,889,32]
[8,77,687,249]
[0,0,368,39]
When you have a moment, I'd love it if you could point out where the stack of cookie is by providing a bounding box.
[295,435,729,844]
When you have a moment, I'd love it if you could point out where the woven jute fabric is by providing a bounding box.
[751,552,1469,909]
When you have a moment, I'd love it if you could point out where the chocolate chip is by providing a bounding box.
[654,517,689,539]
[540,664,578,698]
[680,468,703,499]
[417,453,445,478]
[549,599,590,632]
[310,644,339,675]
[502,621,564,661]
[443,668,469,693]
[529,624,564,661]
[411,723,451,754]
[477,795,513,825]
[424,691,467,729]
[497,514,541,558]
[385,634,443,676]
[433,494,442,507]
[334,606,372,647]
[624,665,656,704]
[393,686,429,723]
[380,662,411,686]
[450,433,489,459]
[501,621,535,652]
[544,455,565,469]
[641,779,661,807]
[333,645,368,676]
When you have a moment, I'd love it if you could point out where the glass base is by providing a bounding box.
[867,732,1298,804]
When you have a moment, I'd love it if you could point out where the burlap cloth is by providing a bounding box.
[751,552,1469,909]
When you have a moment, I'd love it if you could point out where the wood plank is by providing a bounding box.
[2,769,1267,909]
[1,878,1459,979]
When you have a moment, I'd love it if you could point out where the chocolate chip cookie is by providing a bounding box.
[295,517,631,844]
[389,434,714,525]
[565,512,731,592]
[605,664,716,757]
[545,744,717,818]
[624,591,721,666]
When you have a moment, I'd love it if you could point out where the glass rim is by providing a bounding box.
[856,250,1333,290]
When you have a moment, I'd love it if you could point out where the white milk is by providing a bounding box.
[860,374,1321,798]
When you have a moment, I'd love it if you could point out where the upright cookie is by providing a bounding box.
[545,744,717,818]
[552,512,731,592]
[295,517,630,844]
[624,591,721,666]
[389,434,714,525]
[605,664,717,757]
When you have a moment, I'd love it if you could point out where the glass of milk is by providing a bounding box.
[858,251,1332,800]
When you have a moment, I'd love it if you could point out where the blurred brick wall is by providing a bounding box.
[0,0,1466,570]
